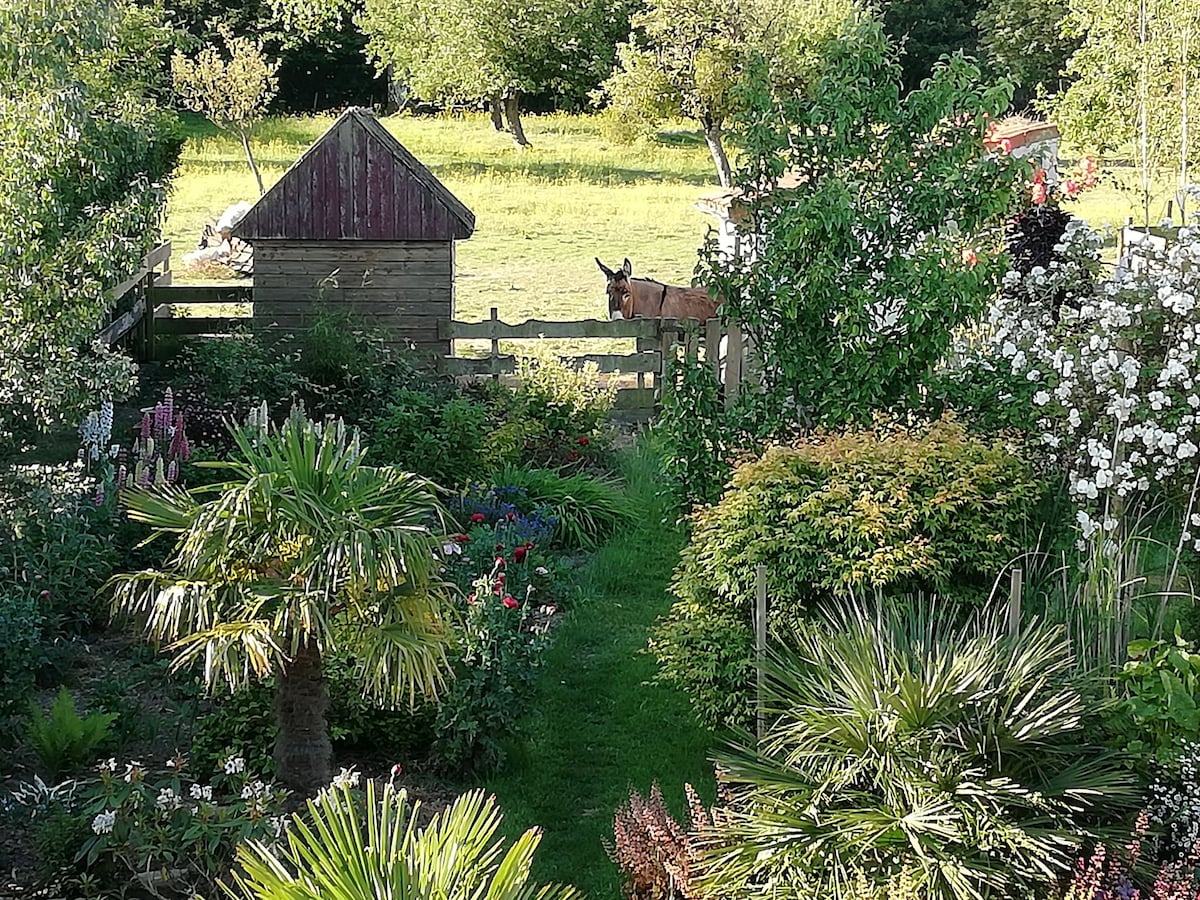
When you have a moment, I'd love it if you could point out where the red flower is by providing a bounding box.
[454,533,470,543]
[496,572,506,584]
[392,763,404,776]
[513,545,528,563]
[567,450,581,461]
[505,512,516,521]
[1032,167,1046,185]
[495,556,506,567]
[467,593,476,604]
[960,248,978,268]
[502,595,519,609]
[577,436,590,446]
[495,543,504,551]
[470,513,486,524]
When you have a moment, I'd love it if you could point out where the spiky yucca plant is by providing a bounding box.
[225,779,580,900]
[702,600,1138,900]
[110,407,455,794]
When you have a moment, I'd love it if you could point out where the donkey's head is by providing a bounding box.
[596,257,633,320]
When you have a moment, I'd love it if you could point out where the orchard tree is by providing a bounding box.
[881,0,983,94]
[702,18,1024,428]
[598,0,860,186]
[0,0,179,442]
[172,26,280,194]
[359,0,631,146]
[1054,0,1200,223]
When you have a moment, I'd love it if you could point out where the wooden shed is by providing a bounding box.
[233,107,475,356]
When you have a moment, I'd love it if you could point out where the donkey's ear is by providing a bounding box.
[596,257,613,277]
[622,258,632,276]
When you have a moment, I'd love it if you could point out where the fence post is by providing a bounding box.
[142,275,158,363]
[725,321,743,409]
[1008,568,1023,637]
[489,307,500,382]
[756,563,768,744]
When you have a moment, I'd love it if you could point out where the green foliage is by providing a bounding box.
[653,419,1044,728]
[0,0,180,439]
[1114,631,1200,764]
[26,689,117,781]
[367,389,490,488]
[598,0,859,184]
[703,600,1138,900]
[975,0,1077,104]
[488,464,632,549]
[227,780,581,900]
[74,757,288,897]
[655,352,735,511]
[1054,0,1200,199]
[882,0,983,94]
[512,342,616,449]
[0,590,42,734]
[706,19,1023,431]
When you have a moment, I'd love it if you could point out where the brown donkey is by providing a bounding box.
[596,258,718,320]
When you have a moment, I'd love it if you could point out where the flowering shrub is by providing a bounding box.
[434,557,559,773]
[1060,813,1200,900]
[654,418,1044,728]
[511,342,616,466]
[450,484,560,548]
[1149,742,1200,858]
[8,754,287,896]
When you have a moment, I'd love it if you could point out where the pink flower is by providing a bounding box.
[453,533,470,543]
[502,595,519,610]
[961,248,978,268]
[1031,183,1048,205]
[999,137,1014,154]
[1064,179,1080,199]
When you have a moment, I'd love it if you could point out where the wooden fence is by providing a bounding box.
[98,249,753,416]
[438,307,751,413]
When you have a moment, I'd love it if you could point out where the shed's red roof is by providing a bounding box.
[234,108,475,242]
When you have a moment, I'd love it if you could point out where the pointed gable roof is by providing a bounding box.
[233,107,475,242]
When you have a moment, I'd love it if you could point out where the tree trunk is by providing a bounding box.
[489,94,504,132]
[240,129,266,196]
[502,93,531,148]
[702,120,733,188]
[274,638,332,796]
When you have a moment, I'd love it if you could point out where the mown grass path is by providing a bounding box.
[481,447,715,898]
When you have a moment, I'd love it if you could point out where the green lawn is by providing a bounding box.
[478,444,714,898]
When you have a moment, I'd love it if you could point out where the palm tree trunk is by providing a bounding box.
[274,638,332,795]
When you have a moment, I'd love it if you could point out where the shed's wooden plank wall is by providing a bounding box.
[251,239,453,354]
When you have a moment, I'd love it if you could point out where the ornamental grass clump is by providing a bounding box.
[653,417,1044,728]
[701,599,1138,900]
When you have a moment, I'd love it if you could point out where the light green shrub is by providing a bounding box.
[652,418,1045,728]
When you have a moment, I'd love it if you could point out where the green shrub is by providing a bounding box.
[27,688,116,780]
[1112,631,1200,765]
[655,353,735,512]
[0,590,42,735]
[487,464,632,549]
[653,418,1045,728]
[703,600,1137,900]
[511,342,616,466]
[367,388,491,487]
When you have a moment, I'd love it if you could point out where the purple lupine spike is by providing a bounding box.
[118,464,127,485]
[139,411,152,446]
[154,402,168,443]
[167,460,178,483]
[95,483,105,507]
[163,388,174,428]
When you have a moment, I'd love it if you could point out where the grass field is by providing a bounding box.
[167,113,717,345]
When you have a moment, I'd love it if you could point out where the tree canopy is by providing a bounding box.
[598,0,862,186]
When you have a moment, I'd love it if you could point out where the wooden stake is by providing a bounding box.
[1008,568,1023,637]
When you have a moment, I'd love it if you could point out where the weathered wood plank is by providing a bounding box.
[97,303,145,345]
[148,285,253,305]
[252,259,454,279]
[250,292,452,311]
[614,387,657,410]
[252,241,452,262]
[439,317,670,340]
[156,317,248,336]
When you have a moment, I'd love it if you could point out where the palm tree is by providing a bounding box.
[701,599,1139,900]
[225,779,581,900]
[110,407,455,794]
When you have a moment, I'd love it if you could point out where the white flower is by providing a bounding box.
[190,783,213,802]
[92,810,116,834]
[331,768,360,790]
[534,566,549,576]
[1033,390,1051,406]
[156,787,181,812]
[223,756,246,775]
